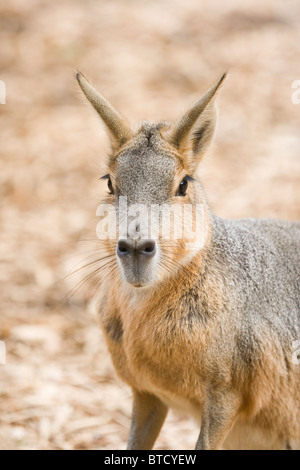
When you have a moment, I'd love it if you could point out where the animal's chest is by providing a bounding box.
[100,306,208,407]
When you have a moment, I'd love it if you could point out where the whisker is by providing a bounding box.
[58,257,118,306]
[60,253,116,284]
[160,254,199,281]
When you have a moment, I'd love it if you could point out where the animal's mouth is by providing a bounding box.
[124,276,154,289]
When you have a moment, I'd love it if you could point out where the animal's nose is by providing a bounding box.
[117,239,156,258]
[117,239,132,257]
[138,240,156,257]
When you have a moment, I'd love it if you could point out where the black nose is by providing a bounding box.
[117,239,156,258]
[117,239,131,257]
[138,240,156,257]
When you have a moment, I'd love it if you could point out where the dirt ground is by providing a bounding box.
[0,0,299,450]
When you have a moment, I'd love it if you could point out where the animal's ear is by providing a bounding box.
[168,73,227,170]
[76,71,133,148]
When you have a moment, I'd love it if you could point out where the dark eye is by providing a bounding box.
[107,178,114,195]
[176,177,189,197]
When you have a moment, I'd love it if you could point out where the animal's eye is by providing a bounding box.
[107,178,114,195]
[176,177,189,197]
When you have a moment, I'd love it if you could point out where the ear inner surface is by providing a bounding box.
[170,73,227,150]
[192,120,212,155]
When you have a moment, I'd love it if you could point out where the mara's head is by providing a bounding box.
[76,72,226,288]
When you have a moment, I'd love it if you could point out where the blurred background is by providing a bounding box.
[0,0,299,450]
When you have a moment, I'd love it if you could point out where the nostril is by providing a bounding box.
[139,240,156,257]
[117,240,131,257]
